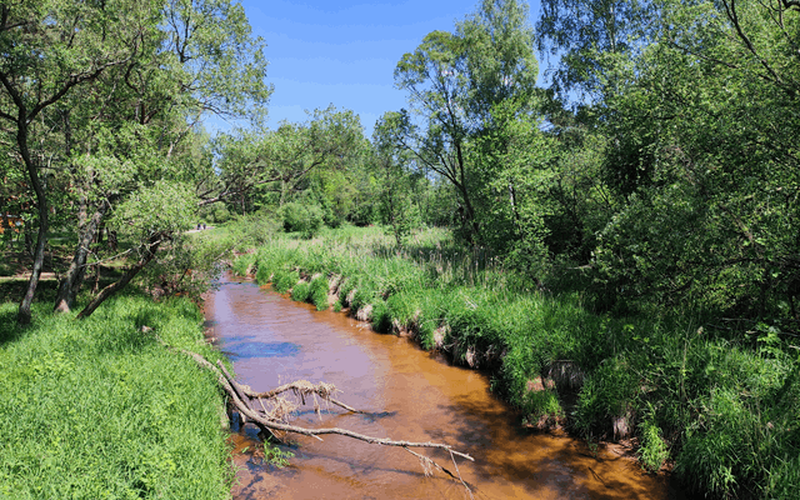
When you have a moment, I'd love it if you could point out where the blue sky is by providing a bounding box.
[207,0,543,137]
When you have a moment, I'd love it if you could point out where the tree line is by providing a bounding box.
[3,0,800,331]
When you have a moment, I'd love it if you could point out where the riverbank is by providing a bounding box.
[207,271,680,499]
[232,225,800,499]
[0,294,233,498]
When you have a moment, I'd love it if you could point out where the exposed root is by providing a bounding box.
[168,341,475,494]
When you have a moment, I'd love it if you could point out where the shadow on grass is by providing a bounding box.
[0,307,22,344]
[0,279,61,346]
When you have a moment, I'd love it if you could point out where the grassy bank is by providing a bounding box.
[233,225,800,500]
[0,293,233,499]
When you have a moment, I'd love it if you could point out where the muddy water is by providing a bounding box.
[205,275,683,500]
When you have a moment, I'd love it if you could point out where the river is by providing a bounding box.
[204,273,685,499]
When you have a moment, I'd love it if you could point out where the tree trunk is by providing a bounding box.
[55,199,109,313]
[454,140,481,245]
[17,119,48,325]
[77,232,166,319]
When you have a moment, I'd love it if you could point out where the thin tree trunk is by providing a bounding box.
[55,199,109,313]
[17,119,48,325]
[77,232,165,319]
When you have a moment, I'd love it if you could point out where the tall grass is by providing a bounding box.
[0,294,232,499]
[234,225,800,499]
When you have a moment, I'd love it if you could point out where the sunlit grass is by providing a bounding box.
[0,295,232,499]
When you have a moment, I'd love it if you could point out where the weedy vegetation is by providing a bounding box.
[0,294,233,499]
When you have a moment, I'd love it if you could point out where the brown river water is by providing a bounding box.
[204,274,687,500]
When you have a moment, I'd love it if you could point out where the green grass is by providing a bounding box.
[0,294,233,499]
[234,224,800,500]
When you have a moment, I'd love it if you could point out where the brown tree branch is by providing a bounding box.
[77,233,166,319]
[166,343,475,493]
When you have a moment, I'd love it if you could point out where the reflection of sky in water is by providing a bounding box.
[222,340,300,360]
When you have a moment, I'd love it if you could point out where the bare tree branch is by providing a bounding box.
[165,343,476,494]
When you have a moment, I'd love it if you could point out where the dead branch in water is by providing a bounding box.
[174,345,475,497]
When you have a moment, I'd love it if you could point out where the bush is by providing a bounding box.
[213,206,231,223]
[309,276,329,311]
[291,281,311,302]
[520,389,563,426]
[573,355,639,438]
[371,299,392,333]
[272,269,300,294]
[639,417,669,473]
[279,202,324,238]
[232,252,257,277]
[228,212,281,250]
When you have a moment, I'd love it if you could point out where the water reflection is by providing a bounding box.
[222,340,301,360]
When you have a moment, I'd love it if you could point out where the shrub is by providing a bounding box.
[309,276,330,311]
[291,281,311,302]
[639,417,669,473]
[228,212,280,249]
[573,355,639,438]
[272,269,300,294]
[520,389,563,426]
[232,252,257,277]
[371,300,392,333]
[280,202,324,238]
[213,206,231,223]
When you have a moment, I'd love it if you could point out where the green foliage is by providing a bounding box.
[201,3,800,498]
[272,269,300,294]
[232,252,257,277]
[639,417,668,473]
[291,281,311,302]
[0,0,273,322]
[228,213,281,251]
[370,300,392,333]
[111,180,197,236]
[393,0,542,245]
[262,445,294,468]
[0,296,231,498]
[279,202,324,238]
[237,225,800,499]
[573,355,638,436]
[520,389,563,424]
[536,0,656,99]
[212,206,231,223]
[309,275,330,311]
[211,106,367,219]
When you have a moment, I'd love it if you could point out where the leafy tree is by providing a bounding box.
[209,106,365,216]
[0,0,271,318]
[373,112,424,248]
[0,0,156,322]
[77,180,197,318]
[575,0,800,321]
[394,0,542,246]
[536,0,657,101]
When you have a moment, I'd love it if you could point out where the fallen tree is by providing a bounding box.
[169,341,476,497]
